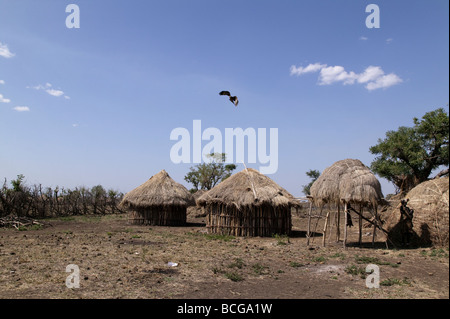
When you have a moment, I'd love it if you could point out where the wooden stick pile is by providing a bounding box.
[0,215,49,229]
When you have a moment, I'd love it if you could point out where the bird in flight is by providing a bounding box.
[219,91,239,107]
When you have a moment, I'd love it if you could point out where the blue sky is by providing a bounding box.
[0,0,448,197]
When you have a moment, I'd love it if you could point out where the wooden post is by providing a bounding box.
[307,200,312,246]
[336,204,340,242]
[343,202,348,249]
[372,206,378,247]
[322,210,330,247]
[359,204,363,246]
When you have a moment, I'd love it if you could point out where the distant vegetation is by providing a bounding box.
[0,174,124,218]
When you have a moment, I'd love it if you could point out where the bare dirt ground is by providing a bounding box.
[0,212,448,299]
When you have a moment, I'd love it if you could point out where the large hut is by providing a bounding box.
[120,170,195,226]
[197,168,300,237]
[385,177,449,247]
[309,159,384,247]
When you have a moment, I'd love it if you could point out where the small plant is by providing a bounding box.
[224,271,244,282]
[312,256,327,263]
[345,265,367,279]
[252,263,268,275]
[272,233,289,245]
[212,267,223,275]
[354,255,398,268]
[227,258,244,269]
[289,261,304,268]
[380,277,411,287]
[131,235,141,239]
[329,252,345,260]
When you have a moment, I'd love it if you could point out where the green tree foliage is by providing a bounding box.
[370,108,449,193]
[184,153,237,191]
[302,169,321,195]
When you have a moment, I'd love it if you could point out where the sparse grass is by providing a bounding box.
[186,232,234,242]
[345,265,367,279]
[224,271,244,282]
[380,277,411,287]
[354,255,399,268]
[289,261,304,268]
[18,224,43,231]
[429,248,449,259]
[131,235,141,239]
[227,258,244,269]
[329,252,345,260]
[312,256,327,263]
[272,233,289,245]
[252,263,268,275]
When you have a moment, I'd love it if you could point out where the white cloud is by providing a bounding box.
[319,66,358,85]
[0,80,5,85]
[46,88,64,97]
[72,123,79,127]
[290,62,402,91]
[28,82,69,98]
[386,38,393,44]
[0,93,11,103]
[359,36,368,41]
[290,63,326,76]
[366,73,403,91]
[357,66,385,83]
[13,106,30,112]
[0,42,15,58]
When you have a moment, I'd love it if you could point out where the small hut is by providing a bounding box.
[309,159,384,247]
[120,170,195,226]
[197,168,300,237]
[385,177,449,247]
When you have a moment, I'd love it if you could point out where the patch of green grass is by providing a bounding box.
[224,271,244,282]
[312,255,327,263]
[329,252,345,260]
[272,233,290,245]
[252,263,268,275]
[345,265,367,279]
[380,277,411,287]
[354,255,399,268]
[227,258,244,269]
[18,224,43,231]
[289,261,304,268]
[131,235,141,239]
[429,248,449,258]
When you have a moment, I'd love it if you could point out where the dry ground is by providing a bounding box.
[0,212,448,299]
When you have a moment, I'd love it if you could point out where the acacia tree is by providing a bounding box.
[302,169,320,196]
[184,153,237,191]
[370,107,449,193]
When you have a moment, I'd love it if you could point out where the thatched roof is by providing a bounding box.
[120,170,195,209]
[197,168,300,209]
[385,176,449,246]
[310,159,383,207]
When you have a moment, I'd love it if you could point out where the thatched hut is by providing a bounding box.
[385,177,449,247]
[197,168,300,237]
[310,159,383,208]
[120,170,195,226]
[309,159,384,247]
